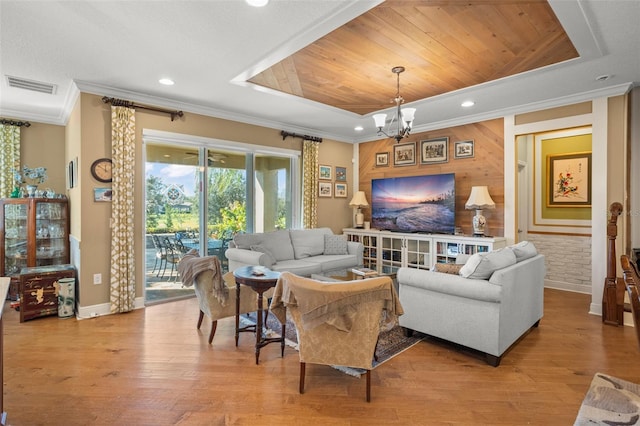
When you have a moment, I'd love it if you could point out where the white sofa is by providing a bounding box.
[397,241,545,366]
[225,227,363,276]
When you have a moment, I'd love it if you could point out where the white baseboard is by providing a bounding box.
[76,296,145,320]
[544,279,591,294]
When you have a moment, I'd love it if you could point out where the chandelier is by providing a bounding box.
[373,66,416,143]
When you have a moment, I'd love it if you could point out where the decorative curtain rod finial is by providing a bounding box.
[102,96,183,121]
[281,130,322,143]
[0,118,31,127]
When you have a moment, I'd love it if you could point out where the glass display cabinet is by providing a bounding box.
[0,198,70,300]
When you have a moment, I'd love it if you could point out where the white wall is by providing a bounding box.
[504,97,609,317]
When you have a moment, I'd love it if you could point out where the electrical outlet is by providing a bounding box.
[93,273,102,285]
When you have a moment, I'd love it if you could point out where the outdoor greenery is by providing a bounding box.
[146,165,288,236]
[146,167,248,236]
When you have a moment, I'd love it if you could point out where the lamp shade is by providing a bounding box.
[349,191,369,208]
[465,186,495,210]
[373,114,387,128]
[401,107,416,128]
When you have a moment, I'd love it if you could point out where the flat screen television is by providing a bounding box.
[371,173,455,234]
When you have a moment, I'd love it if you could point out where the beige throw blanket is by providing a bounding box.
[177,250,228,305]
[270,272,403,332]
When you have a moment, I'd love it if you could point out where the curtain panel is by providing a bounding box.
[110,106,136,313]
[0,125,20,198]
[302,140,320,229]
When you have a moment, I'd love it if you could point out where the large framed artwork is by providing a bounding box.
[547,152,592,207]
[393,142,416,166]
[420,137,449,164]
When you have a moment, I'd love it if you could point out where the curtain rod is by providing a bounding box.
[280,130,322,143]
[0,118,31,127]
[102,96,184,121]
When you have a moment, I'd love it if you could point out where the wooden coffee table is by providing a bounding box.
[233,266,284,365]
[312,267,390,282]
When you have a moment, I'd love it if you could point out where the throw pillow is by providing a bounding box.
[459,248,517,280]
[510,240,538,262]
[290,228,332,259]
[432,263,463,275]
[324,234,348,255]
[250,245,276,267]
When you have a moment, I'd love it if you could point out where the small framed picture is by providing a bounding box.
[319,165,332,180]
[94,187,112,202]
[335,166,347,182]
[393,142,416,166]
[420,137,449,164]
[375,152,389,167]
[319,181,332,197]
[335,183,347,198]
[454,140,475,159]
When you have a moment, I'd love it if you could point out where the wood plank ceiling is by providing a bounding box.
[248,0,578,116]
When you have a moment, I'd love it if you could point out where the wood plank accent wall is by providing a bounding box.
[358,118,505,237]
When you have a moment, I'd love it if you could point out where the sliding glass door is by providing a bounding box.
[145,144,201,304]
[143,135,299,304]
[254,154,293,232]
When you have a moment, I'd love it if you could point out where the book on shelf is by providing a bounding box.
[351,267,377,276]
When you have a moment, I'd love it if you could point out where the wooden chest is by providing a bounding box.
[19,265,76,323]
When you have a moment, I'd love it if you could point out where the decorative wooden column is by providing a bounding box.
[602,202,624,326]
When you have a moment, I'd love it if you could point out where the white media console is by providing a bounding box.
[343,228,506,275]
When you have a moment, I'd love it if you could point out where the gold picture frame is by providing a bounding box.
[547,152,591,207]
[375,152,389,167]
[393,142,416,166]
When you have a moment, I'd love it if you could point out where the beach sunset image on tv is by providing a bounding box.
[371,173,455,234]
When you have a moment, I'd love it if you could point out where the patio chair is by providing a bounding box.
[161,237,183,281]
[151,235,167,276]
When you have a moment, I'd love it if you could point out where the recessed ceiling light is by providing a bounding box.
[159,78,175,86]
[461,100,475,108]
[595,74,611,82]
[354,125,364,131]
[246,0,268,6]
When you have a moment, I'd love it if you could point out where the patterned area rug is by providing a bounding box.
[242,312,425,377]
[574,373,640,425]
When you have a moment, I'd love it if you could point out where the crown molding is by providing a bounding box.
[352,82,634,144]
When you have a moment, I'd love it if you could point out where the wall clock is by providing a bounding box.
[90,158,113,183]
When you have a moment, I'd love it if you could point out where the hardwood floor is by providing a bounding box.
[3,288,640,425]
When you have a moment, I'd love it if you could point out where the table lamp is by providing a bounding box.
[465,186,495,236]
[349,191,369,228]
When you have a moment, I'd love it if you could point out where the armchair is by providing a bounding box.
[178,251,265,344]
[270,272,403,402]
[193,270,261,344]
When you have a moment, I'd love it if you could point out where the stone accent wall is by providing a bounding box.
[527,233,592,293]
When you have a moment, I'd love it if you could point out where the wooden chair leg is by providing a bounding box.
[299,362,306,394]
[208,320,218,344]
[365,370,371,402]
[197,310,204,330]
